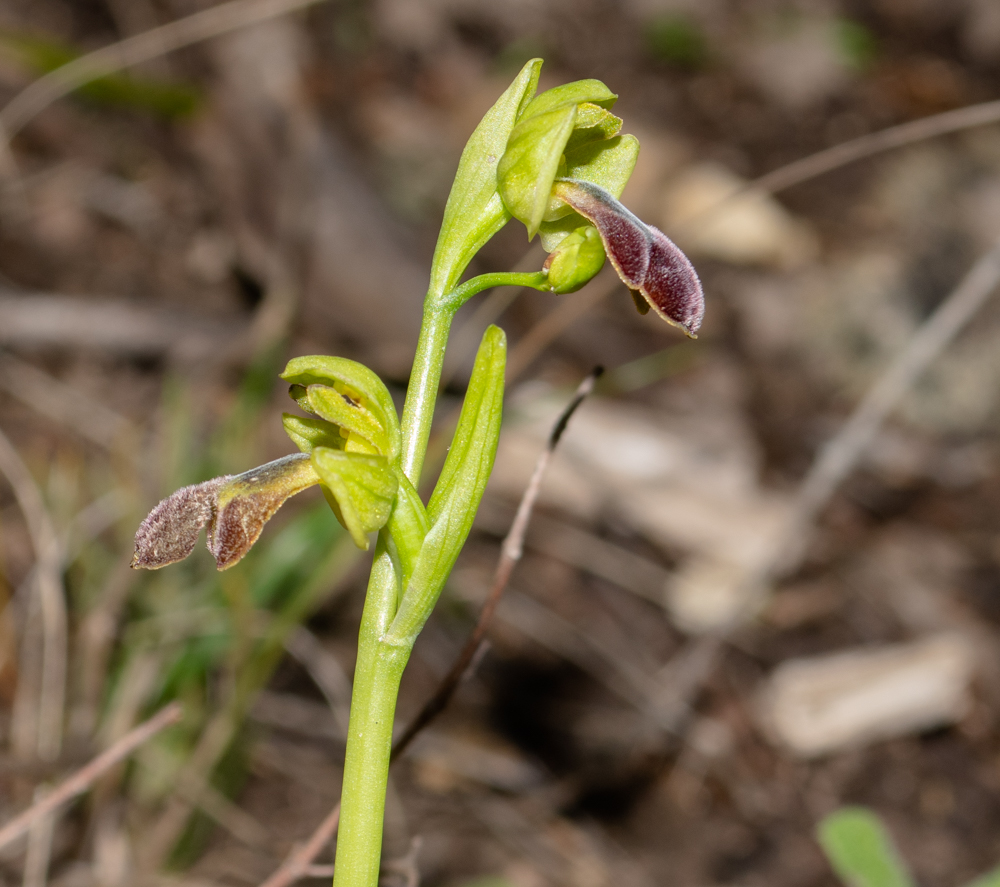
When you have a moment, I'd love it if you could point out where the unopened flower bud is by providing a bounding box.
[542,225,606,293]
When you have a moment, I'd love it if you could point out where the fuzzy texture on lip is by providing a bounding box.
[551,178,705,336]
[132,453,320,571]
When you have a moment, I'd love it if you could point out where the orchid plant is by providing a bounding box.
[132,59,703,887]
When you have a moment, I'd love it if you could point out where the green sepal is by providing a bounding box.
[427,58,542,301]
[385,472,430,587]
[282,413,346,454]
[497,104,577,238]
[817,808,914,887]
[566,103,623,151]
[385,325,506,645]
[518,79,617,119]
[539,133,639,250]
[543,225,606,293]
[311,448,399,550]
[281,355,401,462]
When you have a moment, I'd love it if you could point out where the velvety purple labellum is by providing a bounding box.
[551,178,704,336]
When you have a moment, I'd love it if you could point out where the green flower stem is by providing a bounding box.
[444,270,549,312]
[399,303,454,488]
[337,272,538,887]
[333,543,409,887]
[400,272,546,487]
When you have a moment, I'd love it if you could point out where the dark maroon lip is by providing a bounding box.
[551,178,705,336]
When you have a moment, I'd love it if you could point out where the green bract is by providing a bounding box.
[281,355,401,462]
[427,58,541,302]
[385,325,506,647]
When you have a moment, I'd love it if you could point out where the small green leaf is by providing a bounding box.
[966,869,1000,887]
[385,326,506,644]
[817,808,914,887]
[282,413,346,454]
[428,58,543,301]
[497,104,576,238]
[311,449,398,550]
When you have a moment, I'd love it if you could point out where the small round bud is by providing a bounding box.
[542,226,606,293]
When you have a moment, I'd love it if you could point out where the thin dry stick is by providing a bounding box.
[391,367,604,762]
[256,370,602,887]
[752,98,1000,197]
[677,99,1000,237]
[257,803,341,887]
[0,702,183,852]
[0,428,66,762]
[0,0,328,174]
[780,236,1000,570]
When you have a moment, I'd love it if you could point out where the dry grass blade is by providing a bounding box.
[752,98,1000,197]
[0,0,329,175]
[0,702,183,852]
[0,427,66,762]
[21,787,55,887]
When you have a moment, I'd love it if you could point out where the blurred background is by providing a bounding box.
[2,0,1000,885]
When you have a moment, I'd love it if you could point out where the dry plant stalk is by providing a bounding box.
[0,427,66,762]
[0,702,183,852]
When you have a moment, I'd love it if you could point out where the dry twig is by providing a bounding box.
[257,803,341,887]
[0,702,183,852]
[391,368,603,761]
[782,237,1000,561]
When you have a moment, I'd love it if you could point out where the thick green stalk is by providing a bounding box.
[332,543,409,887]
[335,271,538,887]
